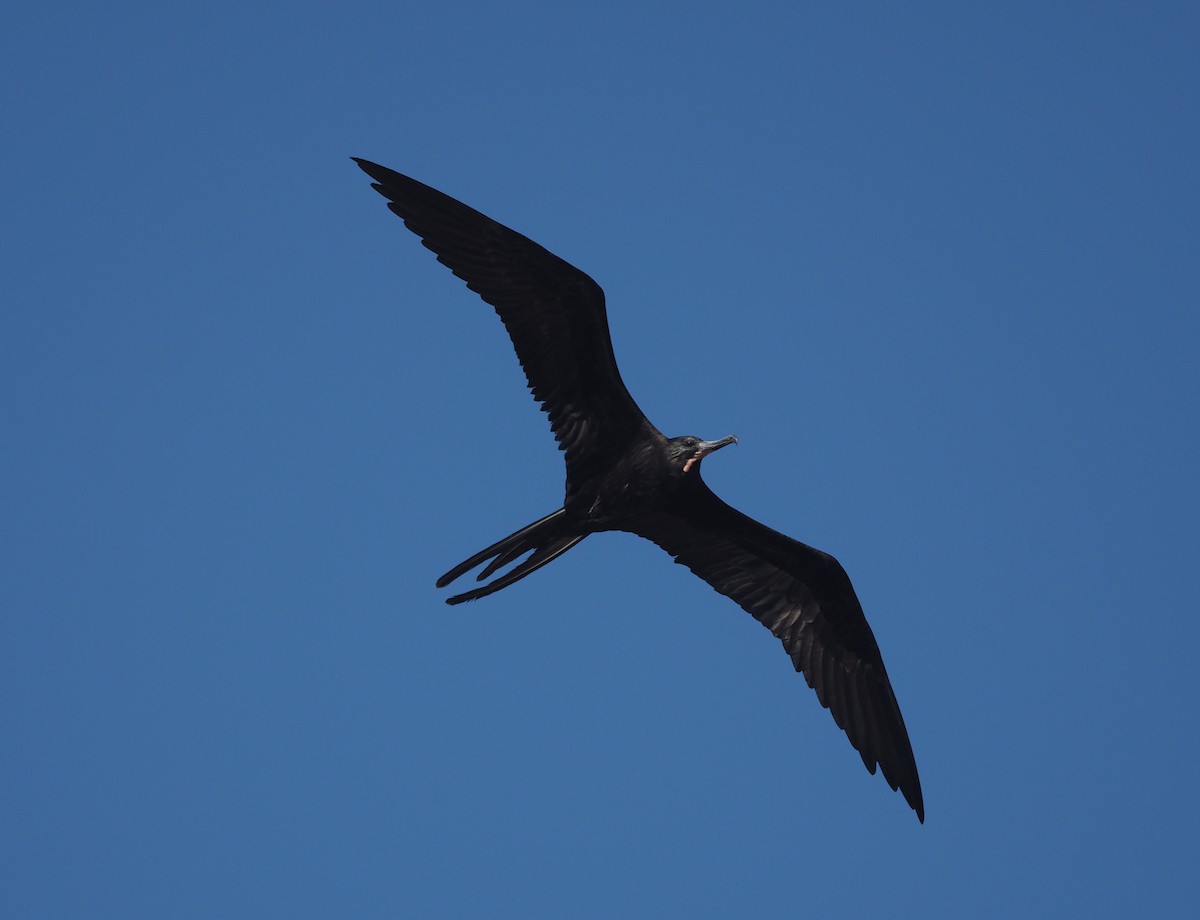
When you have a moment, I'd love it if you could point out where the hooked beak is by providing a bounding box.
[684,435,738,474]
[698,435,738,456]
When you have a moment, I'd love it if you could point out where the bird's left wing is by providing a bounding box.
[625,483,924,821]
[353,158,653,494]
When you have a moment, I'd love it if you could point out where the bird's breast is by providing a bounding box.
[575,449,679,529]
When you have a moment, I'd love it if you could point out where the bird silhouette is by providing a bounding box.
[354,158,924,822]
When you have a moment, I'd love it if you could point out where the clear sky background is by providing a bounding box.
[4,2,1198,917]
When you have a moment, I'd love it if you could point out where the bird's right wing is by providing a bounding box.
[625,483,924,822]
[354,159,653,492]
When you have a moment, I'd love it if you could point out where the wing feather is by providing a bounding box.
[626,483,924,821]
[354,158,652,493]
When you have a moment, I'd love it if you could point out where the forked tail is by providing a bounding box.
[436,508,586,605]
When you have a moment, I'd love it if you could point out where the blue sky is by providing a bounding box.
[4,2,1198,916]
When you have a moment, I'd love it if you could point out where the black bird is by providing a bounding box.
[354,158,924,822]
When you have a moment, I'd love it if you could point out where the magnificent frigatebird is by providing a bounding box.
[353,158,924,822]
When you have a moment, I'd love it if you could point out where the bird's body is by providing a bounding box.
[354,158,925,822]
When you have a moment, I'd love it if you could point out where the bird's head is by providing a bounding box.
[666,434,738,476]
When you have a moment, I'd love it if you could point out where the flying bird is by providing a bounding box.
[353,158,924,822]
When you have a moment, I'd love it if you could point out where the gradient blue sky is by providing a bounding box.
[4,2,1198,917]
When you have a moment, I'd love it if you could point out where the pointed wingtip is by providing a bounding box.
[351,157,390,183]
[902,761,925,823]
[912,796,925,824]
